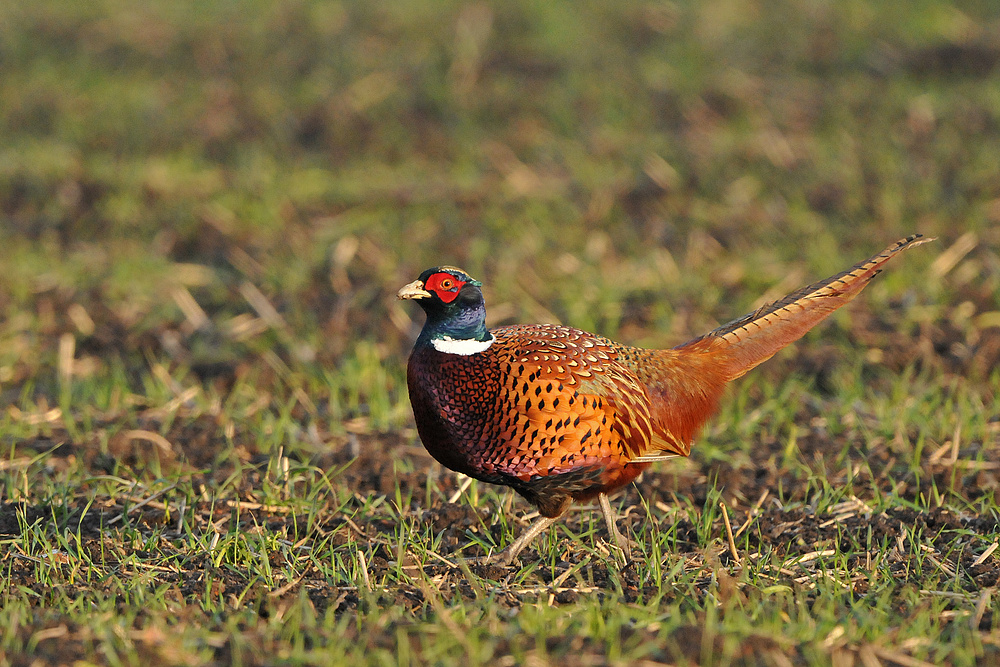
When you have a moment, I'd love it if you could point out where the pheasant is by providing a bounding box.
[398,235,932,564]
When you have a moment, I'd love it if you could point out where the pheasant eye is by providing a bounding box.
[425,272,465,302]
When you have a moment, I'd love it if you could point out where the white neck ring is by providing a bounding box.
[431,334,495,356]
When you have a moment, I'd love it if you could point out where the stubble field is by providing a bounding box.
[2,1,1000,664]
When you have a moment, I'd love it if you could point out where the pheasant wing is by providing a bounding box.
[485,325,660,483]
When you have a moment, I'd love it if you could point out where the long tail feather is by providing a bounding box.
[676,234,934,381]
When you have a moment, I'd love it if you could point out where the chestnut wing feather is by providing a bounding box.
[484,325,659,482]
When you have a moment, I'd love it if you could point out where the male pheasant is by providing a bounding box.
[398,235,931,564]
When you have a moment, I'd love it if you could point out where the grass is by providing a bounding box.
[2,0,1000,664]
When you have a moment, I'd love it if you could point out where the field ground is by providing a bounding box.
[2,1,1000,665]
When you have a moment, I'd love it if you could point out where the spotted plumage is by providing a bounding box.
[398,236,932,563]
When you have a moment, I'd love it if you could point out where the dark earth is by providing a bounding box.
[4,357,1000,666]
[3,293,1000,665]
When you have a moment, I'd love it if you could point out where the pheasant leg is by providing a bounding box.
[484,515,557,565]
[599,493,633,565]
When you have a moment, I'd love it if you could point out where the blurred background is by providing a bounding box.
[1,0,998,453]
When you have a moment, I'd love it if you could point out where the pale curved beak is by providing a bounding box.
[396,280,432,300]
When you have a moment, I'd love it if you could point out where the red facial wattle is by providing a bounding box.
[423,273,465,303]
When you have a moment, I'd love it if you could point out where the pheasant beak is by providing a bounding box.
[396,280,432,300]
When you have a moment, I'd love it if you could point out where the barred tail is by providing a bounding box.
[676,235,933,381]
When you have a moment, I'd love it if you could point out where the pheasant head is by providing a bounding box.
[397,266,494,355]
